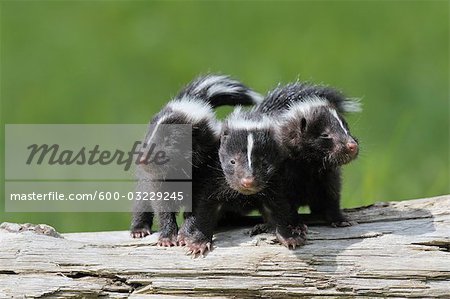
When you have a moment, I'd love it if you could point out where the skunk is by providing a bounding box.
[178,107,306,255]
[130,74,263,246]
[183,82,361,253]
[261,82,361,227]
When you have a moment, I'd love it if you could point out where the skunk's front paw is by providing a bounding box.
[178,231,213,257]
[130,228,151,239]
[290,223,308,238]
[327,212,356,228]
[157,233,178,247]
[276,227,307,249]
[249,223,274,236]
[184,239,212,258]
[177,233,188,246]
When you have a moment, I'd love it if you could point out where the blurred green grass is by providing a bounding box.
[1,1,448,232]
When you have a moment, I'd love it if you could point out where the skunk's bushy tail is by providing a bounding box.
[260,82,361,114]
[178,74,263,108]
[143,74,261,167]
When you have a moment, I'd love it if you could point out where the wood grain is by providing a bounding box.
[1,195,449,298]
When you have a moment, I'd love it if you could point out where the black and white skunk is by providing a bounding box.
[181,82,361,253]
[130,74,263,246]
[262,82,361,227]
[178,106,306,254]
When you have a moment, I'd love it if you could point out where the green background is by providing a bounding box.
[1,1,448,232]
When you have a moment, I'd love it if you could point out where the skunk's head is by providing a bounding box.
[278,97,359,167]
[219,109,282,195]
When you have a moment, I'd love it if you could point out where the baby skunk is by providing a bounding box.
[259,82,361,227]
[178,107,306,255]
[130,74,263,246]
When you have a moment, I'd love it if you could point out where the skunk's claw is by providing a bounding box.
[185,240,212,258]
[157,235,178,247]
[130,228,151,239]
[276,227,307,250]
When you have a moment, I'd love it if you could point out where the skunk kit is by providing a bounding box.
[131,74,361,256]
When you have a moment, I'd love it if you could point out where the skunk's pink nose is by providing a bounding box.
[240,177,255,189]
[346,142,358,156]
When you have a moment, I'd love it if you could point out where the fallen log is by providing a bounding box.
[1,195,449,298]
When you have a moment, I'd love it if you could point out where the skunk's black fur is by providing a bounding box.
[263,82,361,227]
[256,81,360,115]
[178,108,306,253]
[130,75,262,246]
[178,83,357,251]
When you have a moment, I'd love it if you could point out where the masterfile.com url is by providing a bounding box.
[9,191,186,201]
[10,191,117,201]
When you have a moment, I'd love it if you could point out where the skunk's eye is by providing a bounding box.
[320,133,330,138]
[230,159,236,165]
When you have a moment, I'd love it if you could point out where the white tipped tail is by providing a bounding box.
[340,98,362,113]
[179,74,263,108]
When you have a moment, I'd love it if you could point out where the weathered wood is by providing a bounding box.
[1,195,449,298]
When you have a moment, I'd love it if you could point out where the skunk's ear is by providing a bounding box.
[272,125,283,147]
[283,117,306,150]
[284,127,302,150]
[300,117,307,133]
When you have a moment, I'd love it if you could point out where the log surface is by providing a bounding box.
[1,195,449,298]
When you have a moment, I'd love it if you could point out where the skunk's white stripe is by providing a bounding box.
[193,75,262,105]
[247,133,254,172]
[146,115,167,145]
[282,96,329,121]
[282,96,350,135]
[210,121,222,139]
[226,107,273,130]
[227,118,273,130]
[247,90,264,104]
[193,75,227,94]
[207,84,240,98]
[167,97,222,139]
[341,99,362,112]
[331,109,348,135]
[168,97,214,123]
